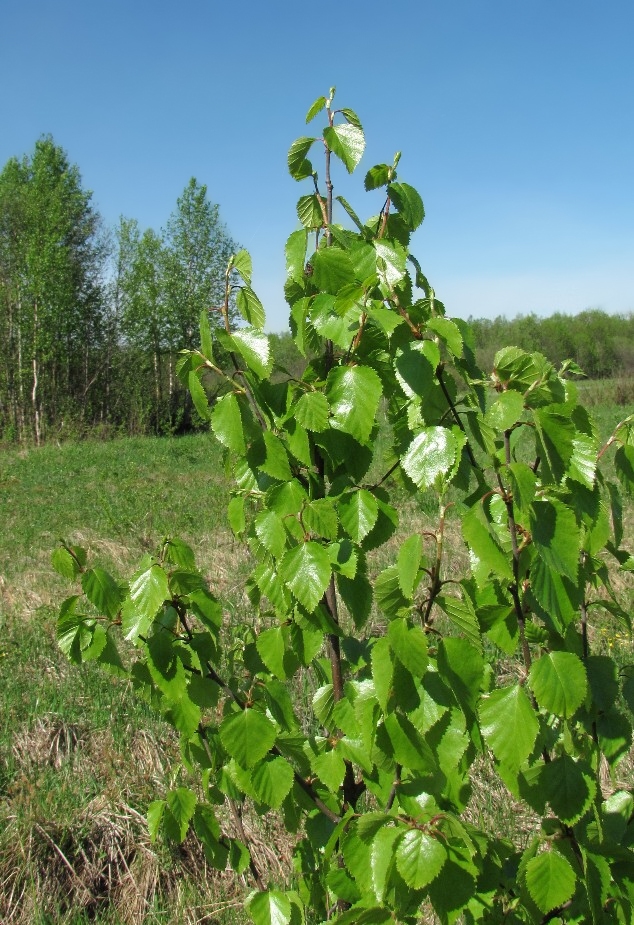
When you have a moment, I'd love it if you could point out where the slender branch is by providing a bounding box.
[436,367,479,469]
[228,798,266,891]
[385,764,402,812]
[422,504,447,627]
[499,432,532,674]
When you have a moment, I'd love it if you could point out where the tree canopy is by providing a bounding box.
[0,140,239,441]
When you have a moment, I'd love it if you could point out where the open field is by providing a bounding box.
[1,395,633,923]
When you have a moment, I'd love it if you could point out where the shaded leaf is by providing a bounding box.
[529,651,587,718]
[82,567,122,619]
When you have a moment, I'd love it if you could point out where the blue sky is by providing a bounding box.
[1,0,632,332]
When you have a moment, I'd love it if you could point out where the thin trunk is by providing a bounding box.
[16,291,25,441]
[32,298,41,445]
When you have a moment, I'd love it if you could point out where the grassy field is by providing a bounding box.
[1,396,633,923]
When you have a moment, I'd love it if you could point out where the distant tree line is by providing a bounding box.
[0,137,238,443]
[1,137,632,444]
[469,310,634,380]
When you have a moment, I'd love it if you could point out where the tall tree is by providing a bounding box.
[113,180,238,434]
[0,137,106,442]
[163,177,238,347]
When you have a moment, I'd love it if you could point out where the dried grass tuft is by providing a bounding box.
[12,714,85,770]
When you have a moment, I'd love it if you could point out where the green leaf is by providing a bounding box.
[311,748,346,793]
[81,568,122,619]
[401,427,457,489]
[530,557,580,628]
[530,499,580,581]
[233,248,253,284]
[508,462,537,513]
[124,559,169,641]
[375,565,412,618]
[311,247,356,293]
[188,371,211,421]
[288,136,316,180]
[147,800,166,841]
[534,409,575,483]
[371,824,403,902]
[335,195,365,232]
[294,391,330,432]
[250,432,293,482]
[340,107,363,128]
[193,804,229,870]
[297,194,324,229]
[435,592,483,652]
[374,240,407,287]
[388,618,428,676]
[246,890,292,925]
[542,755,596,824]
[396,829,447,889]
[383,711,437,772]
[485,390,525,431]
[164,692,201,739]
[525,851,576,914]
[598,709,632,766]
[568,433,597,488]
[279,541,331,612]
[164,537,196,569]
[256,626,292,680]
[371,637,393,711]
[323,123,365,173]
[427,317,463,358]
[529,651,587,718]
[338,490,379,543]
[365,164,390,191]
[229,839,251,875]
[231,329,273,379]
[251,757,294,809]
[479,685,539,770]
[397,534,422,598]
[306,95,326,123]
[52,545,85,581]
[285,230,308,283]
[304,499,339,540]
[615,444,634,494]
[394,341,437,399]
[326,366,382,443]
[219,709,277,768]
[211,393,246,455]
[462,502,513,585]
[165,787,197,842]
[388,182,425,230]
[255,510,287,558]
[237,286,265,329]
[57,607,95,663]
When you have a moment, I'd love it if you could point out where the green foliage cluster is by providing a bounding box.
[470,311,634,383]
[55,91,634,923]
[0,143,238,442]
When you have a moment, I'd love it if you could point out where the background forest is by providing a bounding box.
[1,136,633,445]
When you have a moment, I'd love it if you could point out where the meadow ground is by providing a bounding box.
[0,391,633,923]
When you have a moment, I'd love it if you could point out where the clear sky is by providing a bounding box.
[1,0,632,332]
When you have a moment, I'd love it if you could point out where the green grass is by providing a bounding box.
[1,394,633,923]
[0,435,251,924]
